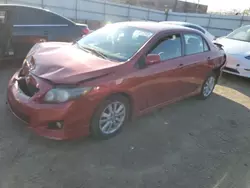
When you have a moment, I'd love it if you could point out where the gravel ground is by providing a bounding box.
[0,64,250,188]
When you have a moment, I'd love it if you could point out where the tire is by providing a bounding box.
[90,95,129,140]
[199,72,217,100]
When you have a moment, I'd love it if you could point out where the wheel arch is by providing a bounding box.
[212,66,221,82]
[90,91,135,124]
[212,54,226,82]
[106,92,134,120]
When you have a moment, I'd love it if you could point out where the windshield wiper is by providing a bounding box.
[77,44,108,59]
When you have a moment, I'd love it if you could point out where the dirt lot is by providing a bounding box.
[0,64,250,188]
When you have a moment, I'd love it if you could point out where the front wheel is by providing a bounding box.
[90,95,129,140]
[199,73,217,99]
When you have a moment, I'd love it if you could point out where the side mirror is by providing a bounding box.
[213,42,224,50]
[145,54,161,65]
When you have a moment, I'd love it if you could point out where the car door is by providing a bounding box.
[44,11,80,42]
[134,33,193,110]
[179,32,212,94]
[11,7,48,58]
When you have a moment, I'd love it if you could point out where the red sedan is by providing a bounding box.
[7,22,226,140]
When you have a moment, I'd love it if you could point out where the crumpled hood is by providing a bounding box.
[29,42,118,84]
[216,37,250,56]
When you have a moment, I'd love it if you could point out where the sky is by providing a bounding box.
[186,0,250,12]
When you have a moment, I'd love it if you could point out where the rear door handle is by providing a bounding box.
[179,63,183,67]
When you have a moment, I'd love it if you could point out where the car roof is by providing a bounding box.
[0,4,51,11]
[111,21,198,33]
[161,21,203,28]
[0,4,76,24]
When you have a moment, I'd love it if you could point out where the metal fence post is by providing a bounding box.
[147,9,150,21]
[165,9,169,21]
[128,5,130,21]
[173,0,178,12]
[41,0,44,8]
[239,12,245,27]
[104,0,106,22]
[75,0,78,21]
[207,13,212,31]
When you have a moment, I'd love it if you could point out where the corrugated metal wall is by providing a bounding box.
[167,11,250,37]
[1,0,250,37]
[0,0,165,22]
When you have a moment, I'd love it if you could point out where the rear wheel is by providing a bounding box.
[199,72,216,99]
[90,95,129,140]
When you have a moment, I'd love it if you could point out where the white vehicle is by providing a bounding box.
[160,21,215,41]
[215,25,250,78]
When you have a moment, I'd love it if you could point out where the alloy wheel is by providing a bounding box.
[203,76,215,97]
[99,101,126,135]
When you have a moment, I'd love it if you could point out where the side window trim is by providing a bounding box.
[182,32,209,56]
[180,32,186,57]
[203,38,210,52]
[187,25,205,34]
[196,26,206,34]
[147,32,184,62]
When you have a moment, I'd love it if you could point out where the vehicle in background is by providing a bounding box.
[76,23,90,35]
[160,21,215,41]
[7,22,226,140]
[215,25,250,78]
[0,4,82,61]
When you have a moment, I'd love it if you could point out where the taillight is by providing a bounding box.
[245,55,250,60]
[82,28,90,35]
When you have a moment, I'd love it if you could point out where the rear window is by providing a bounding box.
[227,25,250,42]
[13,7,73,25]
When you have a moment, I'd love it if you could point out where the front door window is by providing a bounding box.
[149,34,182,61]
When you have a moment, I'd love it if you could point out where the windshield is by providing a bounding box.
[227,25,250,42]
[76,25,155,62]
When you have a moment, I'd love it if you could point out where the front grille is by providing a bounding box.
[224,67,239,74]
[18,79,39,97]
[8,98,30,123]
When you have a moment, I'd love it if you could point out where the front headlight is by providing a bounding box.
[44,87,92,103]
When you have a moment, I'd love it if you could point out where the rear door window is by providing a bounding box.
[13,7,73,25]
[184,33,207,55]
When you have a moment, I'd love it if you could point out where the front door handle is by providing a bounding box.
[179,63,183,67]
[207,57,211,60]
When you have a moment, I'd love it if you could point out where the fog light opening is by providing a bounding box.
[48,121,64,130]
